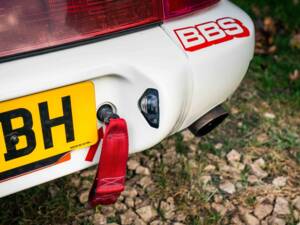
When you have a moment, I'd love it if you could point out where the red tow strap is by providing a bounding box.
[86,118,129,206]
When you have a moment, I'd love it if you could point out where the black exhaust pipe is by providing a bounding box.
[189,105,228,137]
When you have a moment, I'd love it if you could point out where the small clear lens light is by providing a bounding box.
[140,94,158,115]
[139,89,160,128]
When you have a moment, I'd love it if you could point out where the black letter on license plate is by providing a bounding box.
[39,96,75,149]
[0,108,36,161]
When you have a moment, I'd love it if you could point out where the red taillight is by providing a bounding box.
[163,0,220,19]
[0,0,219,59]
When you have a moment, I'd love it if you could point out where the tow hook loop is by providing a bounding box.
[87,105,129,206]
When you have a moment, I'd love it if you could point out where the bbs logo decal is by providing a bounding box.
[174,17,250,52]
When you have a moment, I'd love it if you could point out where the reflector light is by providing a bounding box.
[0,0,219,59]
[139,89,160,128]
[163,0,220,19]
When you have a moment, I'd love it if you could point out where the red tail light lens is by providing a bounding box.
[0,0,162,59]
[0,0,219,59]
[163,0,220,19]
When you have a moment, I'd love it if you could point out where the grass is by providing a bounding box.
[0,0,300,224]
[232,0,300,109]
[187,211,222,225]
[232,0,300,30]
[0,176,87,225]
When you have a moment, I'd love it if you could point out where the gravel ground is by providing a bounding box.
[0,0,300,225]
[71,126,300,225]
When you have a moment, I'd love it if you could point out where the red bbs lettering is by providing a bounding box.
[174,17,250,52]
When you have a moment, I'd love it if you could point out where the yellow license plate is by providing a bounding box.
[0,81,98,173]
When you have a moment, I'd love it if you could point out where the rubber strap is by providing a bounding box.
[88,118,129,206]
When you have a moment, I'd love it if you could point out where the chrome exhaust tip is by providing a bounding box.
[189,105,228,137]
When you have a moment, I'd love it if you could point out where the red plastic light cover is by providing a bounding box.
[0,0,220,59]
[0,0,163,58]
[163,0,220,19]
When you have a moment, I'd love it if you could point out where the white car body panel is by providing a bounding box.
[0,0,254,197]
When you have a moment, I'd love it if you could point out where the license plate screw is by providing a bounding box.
[9,134,19,145]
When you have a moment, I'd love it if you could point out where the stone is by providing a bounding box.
[203,184,217,193]
[243,214,260,225]
[227,149,241,163]
[127,159,140,170]
[134,218,147,225]
[231,215,244,225]
[235,182,244,191]
[119,195,125,202]
[225,201,236,213]
[289,69,300,81]
[263,17,276,33]
[182,130,194,142]
[135,198,143,207]
[81,179,92,190]
[138,176,153,188]
[258,195,275,205]
[79,190,89,204]
[70,177,81,188]
[235,162,246,172]
[274,197,290,216]
[120,209,138,225]
[100,206,116,217]
[231,107,240,114]
[214,143,223,149]
[292,196,300,211]
[160,198,175,220]
[293,210,300,221]
[254,204,273,220]
[219,181,236,194]
[248,175,260,184]
[251,163,268,179]
[175,212,186,222]
[290,33,300,49]
[254,158,266,168]
[76,209,94,219]
[163,147,177,165]
[256,133,269,143]
[93,213,107,225]
[264,112,276,119]
[270,218,286,225]
[114,202,127,213]
[219,164,242,180]
[272,177,287,188]
[200,175,211,185]
[238,206,251,215]
[243,155,253,166]
[136,206,158,223]
[136,166,151,176]
[122,187,138,198]
[150,220,164,225]
[203,164,216,172]
[125,197,135,208]
[189,144,197,154]
[214,195,223,204]
[48,185,59,198]
[212,203,227,216]
[188,159,198,169]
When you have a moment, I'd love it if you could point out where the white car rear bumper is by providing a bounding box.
[0,0,254,197]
